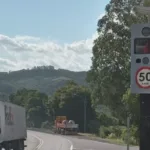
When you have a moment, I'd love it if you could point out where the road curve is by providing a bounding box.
[64,136,139,150]
[27,130,139,150]
[25,132,40,150]
[27,130,71,150]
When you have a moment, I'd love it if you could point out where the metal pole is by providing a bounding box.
[148,15,150,22]
[84,97,87,133]
[140,94,150,150]
[127,116,130,150]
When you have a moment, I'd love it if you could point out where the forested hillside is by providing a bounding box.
[0,66,86,95]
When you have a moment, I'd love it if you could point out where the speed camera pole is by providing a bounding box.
[131,2,150,150]
[140,94,150,150]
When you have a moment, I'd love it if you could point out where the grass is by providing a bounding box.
[78,133,127,146]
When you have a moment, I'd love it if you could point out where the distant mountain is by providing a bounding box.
[0,66,87,96]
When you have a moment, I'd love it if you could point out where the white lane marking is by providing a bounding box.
[70,144,73,150]
[62,136,73,150]
[73,149,95,150]
[73,148,95,150]
[30,134,44,150]
[62,136,95,150]
[67,139,73,150]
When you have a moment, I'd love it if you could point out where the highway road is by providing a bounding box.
[26,130,139,150]
[25,132,40,150]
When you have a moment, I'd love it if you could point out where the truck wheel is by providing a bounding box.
[60,129,62,134]
[4,143,11,150]
[64,130,67,135]
[13,140,24,150]
[58,128,60,134]
[17,140,24,150]
[19,140,24,150]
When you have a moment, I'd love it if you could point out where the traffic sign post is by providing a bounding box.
[130,23,150,93]
[139,94,150,150]
[131,2,150,150]
[136,67,150,89]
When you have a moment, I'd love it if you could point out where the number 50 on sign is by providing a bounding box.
[136,67,150,88]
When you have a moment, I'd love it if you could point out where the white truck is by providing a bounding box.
[0,101,27,150]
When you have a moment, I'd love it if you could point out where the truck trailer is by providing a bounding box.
[0,101,27,150]
[54,116,79,135]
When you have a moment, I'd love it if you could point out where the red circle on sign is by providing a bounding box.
[136,66,150,89]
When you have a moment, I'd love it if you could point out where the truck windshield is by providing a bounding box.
[134,38,150,54]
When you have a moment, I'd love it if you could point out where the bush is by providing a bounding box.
[121,127,127,141]
[99,125,139,145]
[99,126,126,138]
[111,126,125,137]
[121,125,138,145]
[107,133,117,139]
[88,119,100,134]
[99,126,113,138]
[41,121,53,129]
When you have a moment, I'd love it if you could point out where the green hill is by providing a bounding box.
[0,66,87,96]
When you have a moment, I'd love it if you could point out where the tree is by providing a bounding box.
[87,0,147,123]
[9,88,29,107]
[9,88,49,128]
[144,0,150,6]
[49,81,95,132]
[122,88,140,143]
[122,89,140,126]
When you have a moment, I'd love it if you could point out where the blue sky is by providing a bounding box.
[0,0,110,72]
[0,0,109,43]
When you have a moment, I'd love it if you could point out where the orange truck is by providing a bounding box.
[54,116,79,135]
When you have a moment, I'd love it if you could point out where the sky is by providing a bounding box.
[0,0,110,72]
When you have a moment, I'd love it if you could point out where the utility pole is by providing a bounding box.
[140,94,150,150]
[73,93,87,133]
[125,103,130,150]
[84,97,87,133]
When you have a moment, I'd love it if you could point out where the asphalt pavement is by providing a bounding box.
[27,130,71,150]
[25,132,40,150]
[64,136,139,150]
[27,130,139,150]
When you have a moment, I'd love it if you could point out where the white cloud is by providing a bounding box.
[13,35,41,43]
[0,12,106,72]
[97,13,105,21]
[0,32,98,72]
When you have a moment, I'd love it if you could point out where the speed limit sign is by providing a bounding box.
[136,67,150,88]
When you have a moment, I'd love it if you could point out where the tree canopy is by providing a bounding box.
[9,81,95,132]
[48,80,95,132]
[9,88,48,128]
[87,0,147,122]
